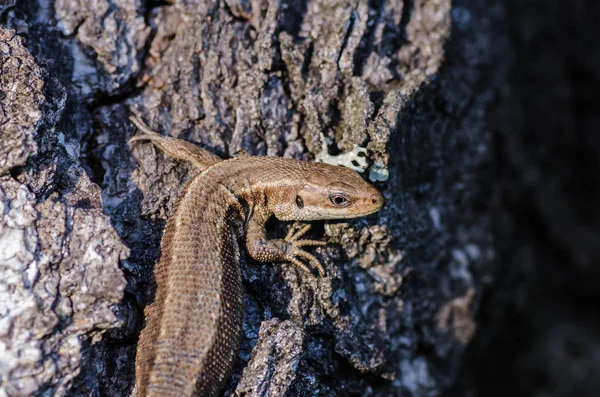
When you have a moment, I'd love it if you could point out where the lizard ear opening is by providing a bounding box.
[295,195,304,209]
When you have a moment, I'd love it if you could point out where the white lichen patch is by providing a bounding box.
[368,159,389,182]
[315,133,369,173]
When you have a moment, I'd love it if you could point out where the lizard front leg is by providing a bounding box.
[246,217,327,276]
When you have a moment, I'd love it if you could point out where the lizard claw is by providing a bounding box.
[284,224,327,247]
[284,241,327,277]
[286,256,314,275]
[293,239,327,247]
[285,223,313,242]
[283,224,327,276]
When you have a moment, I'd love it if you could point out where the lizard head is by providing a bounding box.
[272,162,384,221]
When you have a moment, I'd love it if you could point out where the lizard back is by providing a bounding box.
[136,164,248,397]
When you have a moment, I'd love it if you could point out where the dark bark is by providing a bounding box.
[2,0,596,396]
[458,1,600,397]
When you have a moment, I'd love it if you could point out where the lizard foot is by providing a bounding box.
[284,224,327,276]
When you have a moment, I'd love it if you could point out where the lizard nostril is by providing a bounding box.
[370,194,383,207]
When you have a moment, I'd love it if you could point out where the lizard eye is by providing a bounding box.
[295,195,304,208]
[329,193,350,207]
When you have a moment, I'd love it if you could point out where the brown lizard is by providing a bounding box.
[129,116,384,397]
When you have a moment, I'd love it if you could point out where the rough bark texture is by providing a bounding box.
[0,0,597,396]
[0,29,127,396]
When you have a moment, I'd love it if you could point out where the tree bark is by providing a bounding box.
[1,1,506,396]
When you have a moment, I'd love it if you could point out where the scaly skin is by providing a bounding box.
[129,117,384,397]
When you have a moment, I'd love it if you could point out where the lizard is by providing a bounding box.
[128,115,384,397]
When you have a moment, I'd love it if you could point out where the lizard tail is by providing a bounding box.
[128,115,223,172]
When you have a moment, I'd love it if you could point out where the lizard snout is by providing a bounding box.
[370,193,384,209]
[356,192,384,215]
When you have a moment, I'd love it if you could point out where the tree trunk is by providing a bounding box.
[3,0,595,396]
